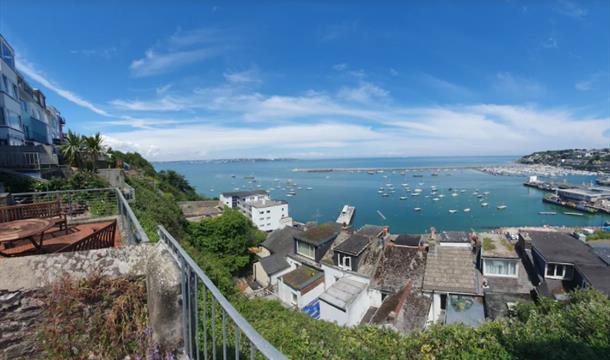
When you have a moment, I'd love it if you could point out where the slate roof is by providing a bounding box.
[261,227,302,256]
[527,231,605,266]
[370,287,431,333]
[334,234,370,256]
[394,234,422,247]
[260,255,290,275]
[281,266,323,290]
[295,223,341,246]
[423,246,480,294]
[588,240,610,266]
[371,246,427,293]
[575,264,610,296]
[357,224,385,238]
[319,277,367,310]
[221,190,268,198]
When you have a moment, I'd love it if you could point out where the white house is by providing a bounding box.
[219,190,292,231]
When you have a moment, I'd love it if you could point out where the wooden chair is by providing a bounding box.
[54,220,117,253]
[0,200,68,231]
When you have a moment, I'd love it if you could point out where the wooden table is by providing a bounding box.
[0,219,54,257]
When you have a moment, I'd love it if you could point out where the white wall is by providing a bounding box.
[253,262,270,287]
[320,300,349,325]
[298,282,324,309]
[219,194,232,208]
[251,203,289,231]
[277,278,325,309]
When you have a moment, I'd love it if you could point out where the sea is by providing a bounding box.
[154,156,609,233]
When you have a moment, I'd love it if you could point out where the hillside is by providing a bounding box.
[519,148,610,172]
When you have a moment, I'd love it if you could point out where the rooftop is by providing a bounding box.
[575,263,610,296]
[393,234,422,247]
[439,231,471,243]
[356,224,385,238]
[371,245,426,293]
[249,199,287,208]
[484,293,532,320]
[281,265,323,290]
[423,246,480,294]
[333,233,370,256]
[177,200,222,221]
[221,190,268,198]
[295,222,341,246]
[261,226,302,256]
[557,188,610,196]
[588,240,610,266]
[260,255,290,275]
[479,232,517,258]
[370,286,431,333]
[319,277,367,310]
[527,231,605,266]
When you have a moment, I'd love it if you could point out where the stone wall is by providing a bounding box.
[0,242,184,359]
[0,289,46,359]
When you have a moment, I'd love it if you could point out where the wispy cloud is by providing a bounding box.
[494,72,546,98]
[575,72,608,91]
[337,82,389,103]
[554,0,587,19]
[319,21,359,42]
[70,47,117,59]
[419,73,473,97]
[16,58,110,116]
[223,68,261,84]
[130,28,227,77]
[541,37,558,49]
[105,79,608,160]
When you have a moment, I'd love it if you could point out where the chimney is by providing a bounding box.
[383,226,389,237]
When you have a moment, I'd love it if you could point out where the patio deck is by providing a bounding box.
[0,221,121,257]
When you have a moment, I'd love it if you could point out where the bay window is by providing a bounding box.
[483,259,518,277]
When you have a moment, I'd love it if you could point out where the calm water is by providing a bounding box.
[155,157,609,233]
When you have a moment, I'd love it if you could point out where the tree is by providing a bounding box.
[60,130,85,167]
[84,132,106,170]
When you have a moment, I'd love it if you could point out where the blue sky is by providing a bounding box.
[1,0,609,160]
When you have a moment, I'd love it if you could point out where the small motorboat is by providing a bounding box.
[381,193,390,197]
[433,197,440,201]
[449,209,458,214]
[400,196,407,200]
[414,207,422,212]
[481,203,489,207]
[497,205,507,210]
[463,208,471,213]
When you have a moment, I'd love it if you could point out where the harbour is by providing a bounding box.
[156,156,610,233]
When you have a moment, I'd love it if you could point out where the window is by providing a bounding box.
[546,263,573,279]
[267,210,270,213]
[339,255,352,271]
[6,109,21,130]
[296,240,315,259]
[483,259,517,277]
[0,106,4,126]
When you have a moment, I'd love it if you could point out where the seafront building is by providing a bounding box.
[220,190,292,231]
[0,34,65,175]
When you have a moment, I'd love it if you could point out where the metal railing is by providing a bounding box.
[158,225,287,360]
[11,187,149,246]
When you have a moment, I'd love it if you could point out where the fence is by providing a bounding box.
[10,188,149,246]
[158,226,287,360]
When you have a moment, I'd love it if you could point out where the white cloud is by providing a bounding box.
[575,72,608,91]
[130,28,227,77]
[223,68,261,83]
[16,58,110,116]
[419,73,472,97]
[337,82,389,103]
[555,0,588,19]
[494,72,546,98]
[333,63,348,71]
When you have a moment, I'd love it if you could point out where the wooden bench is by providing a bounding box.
[55,220,117,253]
[0,200,68,231]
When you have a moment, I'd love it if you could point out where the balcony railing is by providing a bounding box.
[158,226,287,360]
[10,187,149,245]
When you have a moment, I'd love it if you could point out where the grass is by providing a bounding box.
[482,237,496,251]
[38,272,175,359]
[586,230,610,241]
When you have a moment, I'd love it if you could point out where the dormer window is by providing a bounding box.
[545,263,573,280]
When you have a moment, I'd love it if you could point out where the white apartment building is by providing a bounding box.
[219,190,292,231]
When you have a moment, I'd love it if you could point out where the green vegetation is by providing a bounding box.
[482,237,495,251]
[60,131,107,170]
[587,230,610,241]
[0,170,44,192]
[39,272,162,359]
[108,150,156,177]
[519,148,610,172]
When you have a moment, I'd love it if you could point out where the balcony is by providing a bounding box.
[0,187,286,359]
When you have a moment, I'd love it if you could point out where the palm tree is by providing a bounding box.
[60,130,85,168]
[84,132,106,170]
